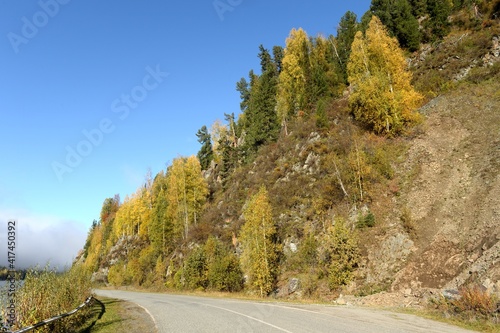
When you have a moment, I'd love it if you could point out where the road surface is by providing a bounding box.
[94,289,476,333]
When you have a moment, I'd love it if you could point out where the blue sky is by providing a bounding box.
[0,0,371,268]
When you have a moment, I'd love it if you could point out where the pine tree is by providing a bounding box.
[347,16,422,135]
[196,125,214,170]
[370,0,421,51]
[409,0,428,18]
[243,46,280,155]
[426,0,452,39]
[239,186,279,296]
[337,11,359,82]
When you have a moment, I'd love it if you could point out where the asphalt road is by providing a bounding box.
[94,289,477,333]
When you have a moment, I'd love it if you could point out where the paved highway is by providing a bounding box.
[94,289,476,333]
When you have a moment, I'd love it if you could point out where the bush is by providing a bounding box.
[318,218,360,291]
[430,284,500,325]
[357,212,376,228]
[180,237,244,292]
[183,247,208,290]
[0,264,92,333]
[453,285,499,322]
[206,253,244,292]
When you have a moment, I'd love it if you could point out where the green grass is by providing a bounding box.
[76,297,126,333]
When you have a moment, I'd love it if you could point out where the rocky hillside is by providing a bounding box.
[80,5,500,305]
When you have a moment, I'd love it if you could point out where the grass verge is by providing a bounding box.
[76,296,157,333]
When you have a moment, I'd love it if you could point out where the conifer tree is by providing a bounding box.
[370,0,421,51]
[426,0,452,39]
[337,11,359,82]
[243,46,280,154]
[239,186,279,296]
[347,16,422,135]
[196,125,214,170]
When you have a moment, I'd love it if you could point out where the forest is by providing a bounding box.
[81,0,500,298]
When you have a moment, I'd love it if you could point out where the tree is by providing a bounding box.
[204,237,244,292]
[409,0,428,18]
[347,16,422,135]
[243,45,280,156]
[426,0,452,39]
[370,0,421,51]
[309,35,344,101]
[239,186,279,296]
[165,156,209,240]
[337,11,359,82]
[150,187,173,257]
[276,28,311,134]
[196,125,214,170]
[209,119,228,164]
[236,77,250,112]
[321,219,360,290]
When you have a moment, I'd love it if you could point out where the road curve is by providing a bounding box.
[94,289,476,333]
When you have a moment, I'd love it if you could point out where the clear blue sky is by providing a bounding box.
[0,0,371,268]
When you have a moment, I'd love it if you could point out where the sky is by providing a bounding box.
[0,0,372,269]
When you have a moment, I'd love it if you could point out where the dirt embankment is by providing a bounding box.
[364,81,500,299]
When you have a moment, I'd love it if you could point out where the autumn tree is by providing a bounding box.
[209,119,228,164]
[239,186,279,296]
[309,35,344,101]
[165,156,208,240]
[347,16,422,135]
[276,28,311,134]
[150,187,173,257]
[83,222,103,271]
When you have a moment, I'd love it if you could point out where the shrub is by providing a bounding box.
[0,264,92,333]
[453,285,499,322]
[357,211,376,228]
[319,218,360,291]
[183,247,208,290]
[429,284,500,325]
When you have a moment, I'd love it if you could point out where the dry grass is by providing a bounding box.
[1,264,92,333]
[428,285,500,332]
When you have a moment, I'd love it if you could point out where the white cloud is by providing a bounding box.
[0,209,87,269]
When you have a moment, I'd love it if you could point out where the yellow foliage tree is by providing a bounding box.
[210,119,228,164]
[276,28,311,134]
[83,225,102,271]
[239,186,279,297]
[165,156,208,240]
[347,16,422,135]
